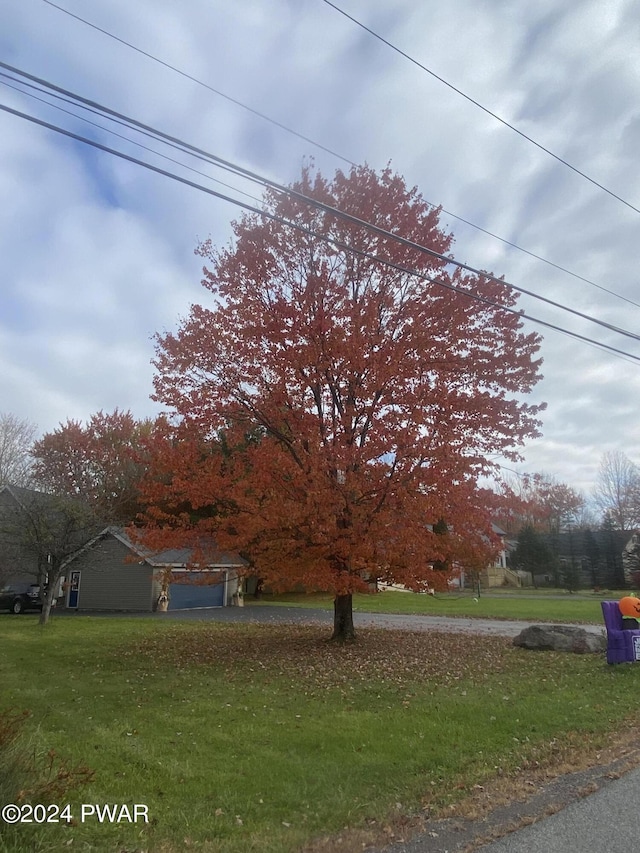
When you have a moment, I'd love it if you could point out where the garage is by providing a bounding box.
[60,528,245,611]
[168,571,226,609]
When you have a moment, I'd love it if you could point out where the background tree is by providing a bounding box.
[583,528,602,587]
[492,471,584,535]
[0,412,37,487]
[571,501,599,530]
[560,555,582,593]
[511,525,554,584]
[560,528,583,593]
[601,511,626,587]
[148,164,544,640]
[539,478,585,534]
[31,410,156,523]
[0,486,99,624]
[593,450,640,531]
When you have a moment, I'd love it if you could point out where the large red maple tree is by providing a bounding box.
[149,165,545,639]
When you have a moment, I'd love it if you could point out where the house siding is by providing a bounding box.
[69,536,154,611]
[0,486,39,582]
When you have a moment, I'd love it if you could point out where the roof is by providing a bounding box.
[0,483,96,521]
[64,525,247,569]
[0,483,61,510]
[537,528,631,555]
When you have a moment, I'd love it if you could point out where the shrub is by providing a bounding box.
[0,708,94,852]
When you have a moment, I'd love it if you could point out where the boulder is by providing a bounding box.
[512,625,606,654]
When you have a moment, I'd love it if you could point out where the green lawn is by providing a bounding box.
[2,614,639,853]
[256,589,625,623]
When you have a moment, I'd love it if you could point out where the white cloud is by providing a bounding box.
[1,0,640,499]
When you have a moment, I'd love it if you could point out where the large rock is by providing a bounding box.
[513,625,606,654]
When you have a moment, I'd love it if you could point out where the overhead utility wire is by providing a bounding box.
[40,0,351,168]
[434,211,640,310]
[321,0,640,217]
[38,0,640,312]
[2,61,638,346]
[0,63,263,192]
[0,73,266,206]
[1,100,639,367]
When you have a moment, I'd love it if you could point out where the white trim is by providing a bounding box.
[66,569,81,608]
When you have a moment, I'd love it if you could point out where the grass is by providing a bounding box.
[255,589,627,623]
[2,613,640,852]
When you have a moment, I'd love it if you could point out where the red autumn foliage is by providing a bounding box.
[31,409,159,523]
[491,472,584,535]
[143,165,544,631]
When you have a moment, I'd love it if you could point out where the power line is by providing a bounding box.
[37,0,640,312]
[2,61,639,347]
[320,0,640,216]
[40,0,352,168]
[2,99,639,368]
[435,210,640,311]
[0,72,266,207]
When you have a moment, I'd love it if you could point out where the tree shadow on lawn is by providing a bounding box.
[128,623,513,692]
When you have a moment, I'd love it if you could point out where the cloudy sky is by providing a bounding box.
[1,0,639,497]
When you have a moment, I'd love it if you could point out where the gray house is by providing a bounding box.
[1,485,247,611]
[0,484,39,584]
[0,483,96,600]
[61,527,245,611]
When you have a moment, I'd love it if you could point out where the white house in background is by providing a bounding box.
[479,523,527,587]
[449,523,524,589]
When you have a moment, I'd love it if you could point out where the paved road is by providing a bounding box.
[474,766,640,853]
[130,603,606,639]
[352,609,605,638]
[375,758,640,853]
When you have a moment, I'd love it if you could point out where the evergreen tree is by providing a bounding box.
[601,512,626,587]
[561,528,582,592]
[512,525,554,584]
[583,528,602,587]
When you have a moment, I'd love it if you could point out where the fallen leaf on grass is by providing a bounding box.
[126,623,513,693]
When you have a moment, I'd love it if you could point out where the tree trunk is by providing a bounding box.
[38,567,63,626]
[331,593,356,641]
[39,586,56,626]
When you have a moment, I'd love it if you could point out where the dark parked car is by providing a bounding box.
[0,583,44,614]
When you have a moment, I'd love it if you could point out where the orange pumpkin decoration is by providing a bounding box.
[619,596,640,618]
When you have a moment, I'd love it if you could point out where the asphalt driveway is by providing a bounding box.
[56,603,606,639]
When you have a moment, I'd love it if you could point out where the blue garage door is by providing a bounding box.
[168,572,225,609]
